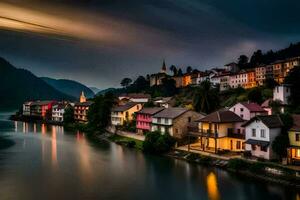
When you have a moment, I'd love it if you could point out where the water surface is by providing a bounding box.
[0,112,299,200]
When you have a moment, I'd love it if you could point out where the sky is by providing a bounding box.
[0,0,300,89]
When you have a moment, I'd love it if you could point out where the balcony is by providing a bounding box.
[187,126,218,138]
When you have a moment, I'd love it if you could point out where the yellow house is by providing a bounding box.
[287,115,300,165]
[188,109,245,153]
[111,102,142,126]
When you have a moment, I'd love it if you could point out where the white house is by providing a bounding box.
[229,102,268,121]
[242,115,283,160]
[229,71,248,89]
[23,101,32,116]
[52,102,71,122]
[273,85,291,105]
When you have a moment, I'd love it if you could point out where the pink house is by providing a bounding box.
[229,102,268,121]
[136,107,164,134]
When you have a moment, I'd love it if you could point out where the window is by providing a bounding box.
[175,129,178,134]
[240,114,244,118]
[157,118,161,123]
[188,117,192,123]
[261,146,268,152]
[252,129,256,137]
[296,133,300,142]
[297,149,300,158]
[236,141,241,149]
[261,129,266,138]
[240,108,244,112]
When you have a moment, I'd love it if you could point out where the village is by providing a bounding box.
[14,56,300,185]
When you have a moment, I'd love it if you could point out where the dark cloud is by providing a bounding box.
[0,0,299,88]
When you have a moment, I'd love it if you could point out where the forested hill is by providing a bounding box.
[41,77,95,98]
[0,57,75,110]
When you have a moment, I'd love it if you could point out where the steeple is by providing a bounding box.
[79,91,86,103]
[161,59,167,73]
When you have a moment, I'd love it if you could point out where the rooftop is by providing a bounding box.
[290,114,300,131]
[75,101,93,106]
[197,109,244,123]
[242,115,283,128]
[152,107,188,119]
[136,107,164,115]
[239,102,267,112]
[31,101,55,106]
[112,102,139,112]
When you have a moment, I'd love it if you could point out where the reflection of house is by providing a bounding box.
[243,115,283,160]
[287,115,300,165]
[230,102,268,120]
[151,108,204,139]
[153,97,174,108]
[30,101,56,119]
[136,107,164,134]
[111,103,142,126]
[52,102,72,122]
[150,60,168,87]
[23,101,32,116]
[188,109,245,153]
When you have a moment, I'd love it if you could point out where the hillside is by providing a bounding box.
[41,77,94,98]
[89,87,101,94]
[0,57,75,110]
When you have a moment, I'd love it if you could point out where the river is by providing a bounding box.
[0,112,299,200]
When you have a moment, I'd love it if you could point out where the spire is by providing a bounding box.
[161,59,167,73]
[79,91,86,103]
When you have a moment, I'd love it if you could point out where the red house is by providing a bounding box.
[136,107,164,134]
[30,101,56,119]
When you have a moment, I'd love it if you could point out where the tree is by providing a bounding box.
[272,114,293,160]
[284,66,300,109]
[186,66,192,74]
[248,88,263,104]
[250,50,263,67]
[63,106,74,124]
[264,77,278,89]
[193,80,220,113]
[237,55,249,69]
[270,99,283,115]
[87,92,115,132]
[143,131,176,154]
[169,65,178,76]
[177,68,183,76]
[120,78,132,88]
[131,76,149,92]
[161,78,177,97]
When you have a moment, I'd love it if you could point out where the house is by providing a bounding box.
[150,60,168,87]
[273,85,291,113]
[219,73,231,91]
[229,71,248,89]
[111,102,142,126]
[243,115,283,160]
[224,62,239,73]
[74,91,93,123]
[182,73,192,87]
[52,102,72,122]
[172,76,183,88]
[118,93,150,104]
[261,98,273,115]
[245,69,256,89]
[229,102,268,120]
[151,108,204,139]
[23,101,32,116]
[30,101,56,119]
[136,107,165,134]
[74,101,93,123]
[153,97,174,108]
[255,65,266,86]
[287,115,300,165]
[188,109,245,153]
[272,57,300,84]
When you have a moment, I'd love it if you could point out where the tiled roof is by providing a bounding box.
[197,109,244,123]
[152,107,188,119]
[240,102,267,112]
[31,101,54,106]
[119,93,151,99]
[261,99,272,108]
[290,115,300,131]
[112,102,139,112]
[137,107,164,115]
[242,115,283,128]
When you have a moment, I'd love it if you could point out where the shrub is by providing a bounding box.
[143,131,176,154]
[249,162,265,173]
[227,159,248,171]
[126,141,136,148]
[242,151,252,158]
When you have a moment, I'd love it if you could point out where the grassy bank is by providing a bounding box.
[108,134,144,150]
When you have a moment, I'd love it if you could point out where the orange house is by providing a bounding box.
[245,70,256,89]
[182,73,192,87]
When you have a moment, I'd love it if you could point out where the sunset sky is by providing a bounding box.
[0,0,300,89]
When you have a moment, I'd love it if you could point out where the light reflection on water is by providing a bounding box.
[0,118,299,200]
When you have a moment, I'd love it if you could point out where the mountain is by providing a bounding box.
[89,87,101,94]
[0,57,75,110]
[41,77,95,99]
[96,88,118,95]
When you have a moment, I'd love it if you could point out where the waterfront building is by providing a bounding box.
[52,102,72,122]
[287,115,300,165]
[22,101,32,116]
[188,109,245,153]
[111,102,142,126]
[30,101,56,119]
[136,107,165,134]
[74,101,93,123]
[229,102,268,121]
[243,115,283,160]
[151,108,204,139]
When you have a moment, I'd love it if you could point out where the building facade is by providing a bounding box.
[136,107,164,134]
[229,102,268,121]
[111,103,142,126]
[287,115,300,165]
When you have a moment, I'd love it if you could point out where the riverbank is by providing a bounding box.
[10,114,64,126]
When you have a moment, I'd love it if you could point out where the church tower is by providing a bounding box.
[79,91,86,103]
[161,59,167,74]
